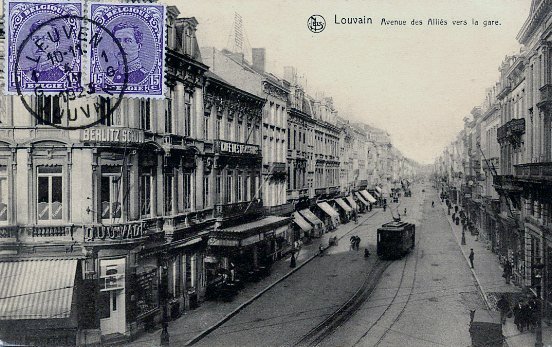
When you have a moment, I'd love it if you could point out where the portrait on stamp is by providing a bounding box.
[88,3,166,98]
[5,1,82,94]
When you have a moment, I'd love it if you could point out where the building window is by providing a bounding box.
[245,176,251,201]
[164,174,174,215]
[226,118,233,141]
[140,99,151,131]
[165,94,173,134]
[183,172,192,210]
[35,95,62,125]
[216,174,222,204]
[184,93,192,137]
[37,166,63,221]
[184,254,196,289]
[237,122,243,143]
[237,172,243,202]
[215,116,222,140]
[99,97,113,126]
[226,170,233,203]
[203,176,210,207]
[184,27,194,56]
[101,168,122,221]
[204,113,210,140]
[140,171,153,218]
[0,166,8,222]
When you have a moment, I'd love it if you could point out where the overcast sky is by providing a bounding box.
[167,0,529,164]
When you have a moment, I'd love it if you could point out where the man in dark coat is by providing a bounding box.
[497,295,510,324]
[469,249,475,269]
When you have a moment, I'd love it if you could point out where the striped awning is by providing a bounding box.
[209,216,290,247]
[0,258,77,320]
[293,212,313,232]
[355,192,369,206]
[345,196,359,211]
[376,186,382,193]
[299,209,323,226]
[317,202,340,222]
[334,198,352,212]
[361,190,377,203]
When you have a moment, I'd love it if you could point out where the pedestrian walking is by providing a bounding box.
[469,249,475,269]
[404,208,407,216]
[318,245,324,256]
[290,252,296,268]
[497,295,510,324]
[364,248,370,258]
[355,236,361,250]
[503,261,512,284]
[432,201,435,208]
[513,301,522,331]
[350,236,356,251]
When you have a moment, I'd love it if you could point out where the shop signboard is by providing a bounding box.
[80,127,145,144]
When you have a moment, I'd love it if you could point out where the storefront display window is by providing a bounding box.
[135,268,159,317]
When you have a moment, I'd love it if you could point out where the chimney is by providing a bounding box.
[283,66,297,85]
[252,48,266,73]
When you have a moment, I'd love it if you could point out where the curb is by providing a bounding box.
[184,209,378,346]
[440,201,492,310]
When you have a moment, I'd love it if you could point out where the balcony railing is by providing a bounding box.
[514,163,552,181]
[265,202,294,216]
[537,84,552,110]
[497,118,525,144]
[214,200,263,220]
[0,225,78,243]
[268,162,287,176]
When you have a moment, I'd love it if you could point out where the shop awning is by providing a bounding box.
[335,198,352,212]
[0,258,77,320]
[345,196,359,211]
[209,216,290,247]
[317,202,340,219]
[299,209,323,227]
[361,190,377,203]
[293,212,313,232]
[355,192,369,206]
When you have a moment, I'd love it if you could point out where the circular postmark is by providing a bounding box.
[307,15,326,33]
[13,14,128,130]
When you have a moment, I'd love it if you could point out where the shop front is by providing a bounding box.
[206,216,290,297]
[345,195,359,214]
[298,209,324,237]
[0,258,83,346]
[360,190,377,207]
[334,198,352,223]
[292,211,313,241]
[315,202,340,231]
[355,192,370,212]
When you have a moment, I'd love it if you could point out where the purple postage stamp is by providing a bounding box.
[88,2,166,98]
[5,0,83,95]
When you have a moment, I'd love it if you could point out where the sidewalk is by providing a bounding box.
[440,199,552,347]
[125,209,379,347]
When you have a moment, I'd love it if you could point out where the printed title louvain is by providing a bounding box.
[334,15,372,24]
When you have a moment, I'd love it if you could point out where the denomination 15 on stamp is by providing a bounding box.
[88,2,166,98]
[5,0,83,95]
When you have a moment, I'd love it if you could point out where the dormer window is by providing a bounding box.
[185,27,194,56]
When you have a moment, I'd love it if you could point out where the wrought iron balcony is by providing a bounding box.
[214,200,263,220]
[514,163,552,182]
[537,84,552,110]
[497,118,525,145]
[265,202,294,216]
[0,225,79,243]
[267,162,287,176]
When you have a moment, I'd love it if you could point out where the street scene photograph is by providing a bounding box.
[0,0,550,346]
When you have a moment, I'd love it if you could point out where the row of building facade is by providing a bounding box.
[0,5,419,346]
[434,0,552,319]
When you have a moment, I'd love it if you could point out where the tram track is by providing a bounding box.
[353,201,424,347]
[294,259,391,347]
